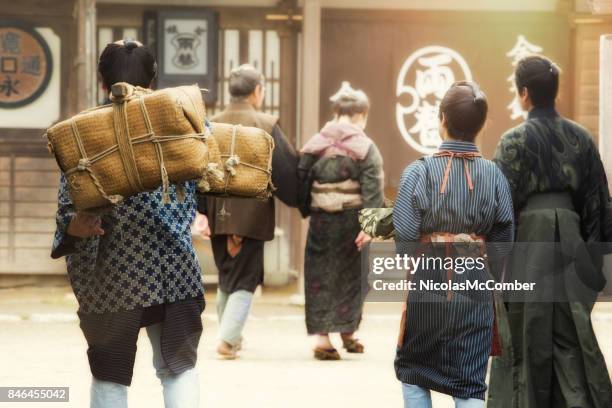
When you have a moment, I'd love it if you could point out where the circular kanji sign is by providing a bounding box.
[0,21,52,109]
[396,46,472,154]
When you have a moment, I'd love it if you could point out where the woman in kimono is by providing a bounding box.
[488,55,612,408]
[393,81,514,407]
[298,82,384,360]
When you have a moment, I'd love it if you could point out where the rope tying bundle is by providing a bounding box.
[224,125,241,179]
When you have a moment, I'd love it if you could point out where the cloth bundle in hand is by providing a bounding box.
[359,207,395,240]
[46,82,216,211]
[199,122,274,200]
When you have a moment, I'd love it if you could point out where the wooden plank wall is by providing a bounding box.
[0,156,65,274]
[0,0,81,274]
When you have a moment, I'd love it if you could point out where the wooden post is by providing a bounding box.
[300,0,321,141]
[74,0,97,112]
[278,25,298,144]
[599,34,612,295]
[291,0,320,304]
[277,22,301,278]
[599,34,612,189]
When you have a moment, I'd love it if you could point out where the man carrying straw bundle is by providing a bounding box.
[197,64,299,359]
[51,40,204,408]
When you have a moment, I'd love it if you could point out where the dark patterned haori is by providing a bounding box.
[493,106,611,244]
[52,175,204,314]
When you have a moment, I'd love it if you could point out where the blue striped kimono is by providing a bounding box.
[393,140,514,400]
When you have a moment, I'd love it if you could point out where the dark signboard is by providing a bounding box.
[144,10,218,103]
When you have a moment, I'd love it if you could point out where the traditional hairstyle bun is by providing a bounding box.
[514,55,560,108]
[472,85,487,106]
[124,39,139,52]
[98,40,157,89]
[439,81,488,142]
[330,81,369,116]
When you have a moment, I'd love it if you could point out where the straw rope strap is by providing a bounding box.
[138,95,174,203]
[198,121,223,193]
[223,125,241,194]
[113,99,145,193]
[219,155,272,173]
[68,120,122,204]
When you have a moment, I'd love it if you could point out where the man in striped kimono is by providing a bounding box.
[393,82,514,408]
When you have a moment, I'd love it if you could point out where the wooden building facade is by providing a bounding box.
[1,0,612,281]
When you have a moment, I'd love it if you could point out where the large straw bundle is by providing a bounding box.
[46,83,217,211]
[199,122,274,199]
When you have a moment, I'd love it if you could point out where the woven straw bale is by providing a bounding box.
[201,122,274,199]
[46,83,210,211]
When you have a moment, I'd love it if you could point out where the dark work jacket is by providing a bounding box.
[199,101,299,241]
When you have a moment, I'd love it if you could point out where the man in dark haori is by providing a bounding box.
[488,54,612,408]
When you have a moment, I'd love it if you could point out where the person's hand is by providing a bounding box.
[193,213,211,239]
[355,231,372,251]
[67,212,104,238]
[227,235,243,258]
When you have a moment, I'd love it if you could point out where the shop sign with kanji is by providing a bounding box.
[0,21,52,109]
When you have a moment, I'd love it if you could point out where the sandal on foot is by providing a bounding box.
[314,347,341,360]
[342,338,364,353]
[217,342,238,360]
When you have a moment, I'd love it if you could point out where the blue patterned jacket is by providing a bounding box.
[52,176,204,314]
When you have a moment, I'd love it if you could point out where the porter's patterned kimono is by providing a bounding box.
[489,107,612,408]
[52,178,204,385]
[393,140,514,400]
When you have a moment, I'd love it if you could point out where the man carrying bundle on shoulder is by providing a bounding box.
[197,64,299,359]
[51,40,204,408]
